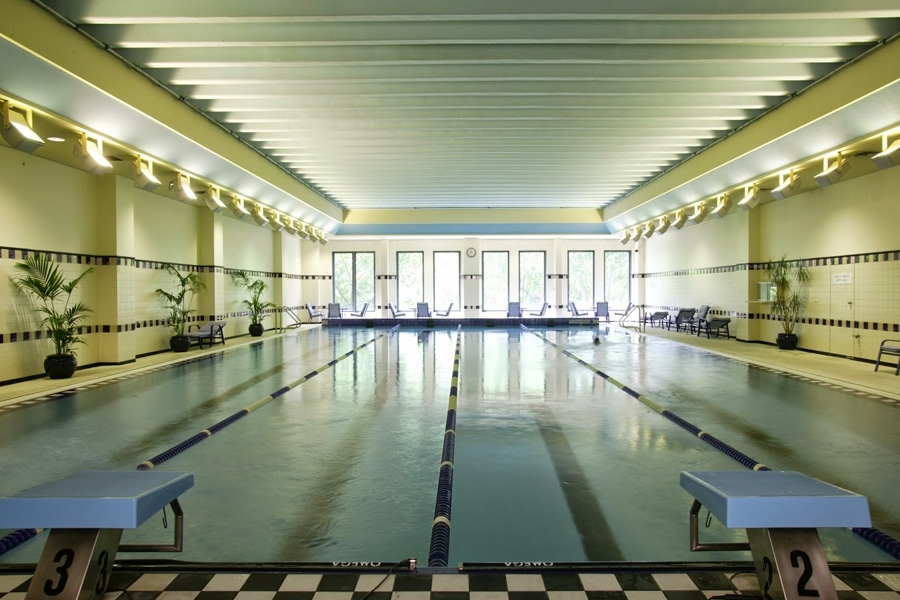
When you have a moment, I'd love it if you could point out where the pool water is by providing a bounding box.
[0,326,897,565]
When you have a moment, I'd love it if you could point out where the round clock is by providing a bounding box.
[466,248,476,258]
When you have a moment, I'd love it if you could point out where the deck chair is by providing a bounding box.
[667,308,696,332]
[568,302,587,316]
[435,303,453,316]
[350,303,369,317]
[305,303,324,322]
[530,302,549,316]
[689,304,710,333]
[416,302,432,318]
[595,302,610,322]
[874,339,900,375]
[696,317,731,338]
[327,303,342,319]
[645,311,669,328]
[388,303,406,318]
[507,301,522,317]
[186,321,226,349]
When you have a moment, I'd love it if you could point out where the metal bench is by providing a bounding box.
[680,470,870,600]
[0,470,194,600]
[186,320,226,348]
[874,339,900,375]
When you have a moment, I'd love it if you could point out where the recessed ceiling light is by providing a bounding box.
[46,136,65,143]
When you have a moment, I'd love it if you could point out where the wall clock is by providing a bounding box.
[466,248,476,257]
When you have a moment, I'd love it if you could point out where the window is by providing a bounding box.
[482,251,509,311]
[567,251,594,309]
[397,251,424,311]
[434,251,460,313]
[332,252,374,311]
[604,251,631,309]
[519,251,545,308]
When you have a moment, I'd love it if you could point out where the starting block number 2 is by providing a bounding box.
[749,529,839,600]
[27,529,123,600]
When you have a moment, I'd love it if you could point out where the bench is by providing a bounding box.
[186,320,226,348]
[874,339,900,375]
[680,470,870,600]
[0,470,194,600]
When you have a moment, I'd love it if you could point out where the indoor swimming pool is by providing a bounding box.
[0,325,897,566]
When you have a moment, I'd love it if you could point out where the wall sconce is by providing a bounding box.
[297,223,311,240]
[74,132,112,174]
[671,210,686,230]
[813,152,848,187]
[656,215,671,234]
[284,218,299,236]
[170,172,197,201]
[872,133,900,169]
[268,210,285,231]
[689,202,707,225]
[132,156,160,191]
[737,183,759,210]
[251,203,269,227]
[308,226,320,242]
[1,100,44,153]
[203,186,226,213]
[229,195,252,221]
[709,193,730,218]
[317,229,329,245]
[619,228,632,245]
[771,169,800,200]
[643,220,656,238]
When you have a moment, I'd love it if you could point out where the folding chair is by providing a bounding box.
[388,303,407,318]
[350,303,369,317]
[305,303,324,322]
[507,301,522,317]
[529,302,549,316]
[416,302,432,318]
[435,303,453,316]
[595,302,610,323]
[327,303,342,319]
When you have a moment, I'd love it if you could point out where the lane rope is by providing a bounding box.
[428,325,463,567]
[522,325,900,559]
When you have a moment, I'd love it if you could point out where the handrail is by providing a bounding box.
[278,306,303,332]
[616,304,645,330]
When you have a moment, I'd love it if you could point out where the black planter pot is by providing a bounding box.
[776,333,799,350]
[44,354,78,379]
[170,335,191,352]
[249,323,264,337]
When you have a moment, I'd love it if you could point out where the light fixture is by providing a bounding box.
[284,218,299,236]
[656,215,671,235]
[737,183,759,210]
[131,156,161,191]
[170,172,197,201]
[204,186,226,213]
[297,223,311,240]
[643,220,656,238]
[710,194,730,218]
[689,202,707,225]
[872,134,900,169]
[619,228,632,245]
[307,226,320,242]
[268,210,285,231]
[771,170,800,200]
[74,132,112,174]
[1,100,44,153]
[813,152,848,187]
[251,203,269,227]
[229,195,252,221]
[317,229,328,245]
[671,210,687,230]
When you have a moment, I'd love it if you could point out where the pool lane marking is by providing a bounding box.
[137,326,400,470]
[522,325,900,560]
[428,324,462,567]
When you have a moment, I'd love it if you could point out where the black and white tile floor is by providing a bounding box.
[2,568,899,600]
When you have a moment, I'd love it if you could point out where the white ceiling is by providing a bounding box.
[5,1,900,235]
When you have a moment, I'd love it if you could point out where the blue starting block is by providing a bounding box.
[680,470,871,600]
[0,471,194,600]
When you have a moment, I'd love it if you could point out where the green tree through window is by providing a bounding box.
[604,251,631,309]
[397,252,423,311]
[333,252,374,311]
[519,251,545,308]
[568,251,594,309]
[482,251,509,311]
[434,252,460,312]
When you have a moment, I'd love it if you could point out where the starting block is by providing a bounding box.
[680,470,870,600]
[0,470,194,600]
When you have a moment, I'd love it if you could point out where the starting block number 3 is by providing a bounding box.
[749,529,839,600]
[27,529,123,600]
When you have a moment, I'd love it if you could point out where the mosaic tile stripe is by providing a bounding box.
[637,250,900,278]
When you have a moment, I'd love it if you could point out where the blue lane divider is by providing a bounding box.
[522,325,900,560]
[0,528,41,554]
[428,325,463,567]
[138,326,399,470]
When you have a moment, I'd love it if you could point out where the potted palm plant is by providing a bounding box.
[12,253,94,379]
[766,254,811,350]
[156,263,206,352]
[231,271,275,336]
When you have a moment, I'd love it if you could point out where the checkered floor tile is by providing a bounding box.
[2,569,899,600]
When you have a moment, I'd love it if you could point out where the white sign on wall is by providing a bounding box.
[832,273,853,284]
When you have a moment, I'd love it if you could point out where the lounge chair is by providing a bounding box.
[305,303,324,322]
[416,302,432,318]
[875,339,900,375]
[568,302,587,316]
[327,303,342,319]
[688,304,710,333]
[645,311,669,328]
[388,303,407,318]
[696,317,731,338]
[507,301,522,317]
[667,308,696,332]
[186,321,226,349]
[595,302,610,322]
[350,303,369,317]
[530,302,549,316]
[435,303,453,316]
